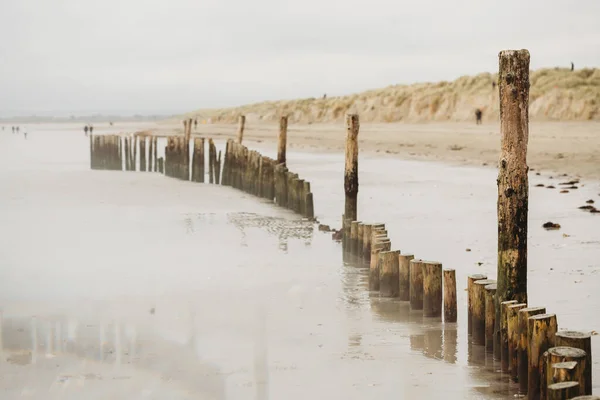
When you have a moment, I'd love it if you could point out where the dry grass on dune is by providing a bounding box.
[185,68,600,124]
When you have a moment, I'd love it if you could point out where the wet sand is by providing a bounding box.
[1,124,599,398]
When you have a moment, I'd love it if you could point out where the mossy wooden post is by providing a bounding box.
[237,115,246,144]
[508,303,528,380]
[468,274,488,336]
[356,223,364,260]
[409,259,425,310]
[350,221,360,261]
[192,138,202,182]
[501,300,519,370]
[398,254,415,301]
[278,115,288,165]
[544,347,586,398]
[158,157,164,173]
[556,331,592,395]
[473,279,497,345]
[423,262,443,318]
[140,137,147,171]
[496,49,531,367]
[528,313,558,400]
[361,225,372,266]
[547,382,580,400]
[344,114,359,251]
[153,137,158,172]
[443,269,457,323]
[305,192,314,219]
[199,138,205,183]
[517,307,547,394]
[379,250,400,297]
[484,283,497,351]
[296,179,305,214]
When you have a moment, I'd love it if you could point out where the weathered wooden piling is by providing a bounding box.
[369,233,388,291]
[158,157,164,173]
[305,192,314,219]
[472,279,497,345]
[422,262,443,318]
[356,223,364,260]
[140,137,147,171]
[556,331,592,395]
[398,254,415,301]
[379,250,400,297]
[468,274,488,336]
[500,300,519,370]
[237,115,246,144]
[216,150,222,185]
[133,136,138,171]
[148,136,153,171]
[528,313,558,400]
[409,259,425,310]
[507,303,528,379]
[208,139,215,184]
[192,138,203,182]
[517,307,547,394]
[547,382,580,400]
[484,283,497,352]
[278,115,288,165]
[153,137,158,172]
[350,221,360,259]
[495,49,531,364]
[124,137,130,171]
[344,114,359,249]
[543,347,586,398]
[443,269,457,323]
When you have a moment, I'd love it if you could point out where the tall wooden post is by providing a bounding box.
[495,49,530,360]
[237,115,246,144]
[153,137,158,172]
[277,115,288,165]
[344,114,359,250]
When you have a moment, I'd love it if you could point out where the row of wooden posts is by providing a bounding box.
[340,50,594,400]
[89,116,315,221]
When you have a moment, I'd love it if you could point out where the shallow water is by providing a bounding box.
[0,124,599,399]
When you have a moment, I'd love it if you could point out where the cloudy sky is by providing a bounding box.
[1,0,599,116]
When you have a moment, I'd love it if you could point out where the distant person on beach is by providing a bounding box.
[492,81,496,89]
[84,126,89,135]
[23,130,27,139]
[89,125,94,134]
[323,93,327,99]
[194,118,198,130]
[16,126,20,133]
[110,121,113,126]
[475,109,482,125]
[571,62,574,71]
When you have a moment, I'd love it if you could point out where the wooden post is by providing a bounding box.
[468,274,488,336]
[278,115,288,165]
[133,135,137,171]
[528,313,558,400]
[394,254,413,302]
[496,49,531,365]
[192,138,201,182]
[361,225,372,266]
[484,283,497,352]
[237,115,246,144]
[556,331,592,395]
[216,150,222,184]
[356,223,364,260]
[140,137,146,171]
[547,382,580,400]
[148,136,154,172]
[158,157,164,173]
[501,300,519,370]
[422,261,443,318]
[544,347,586,398]
[350,221,360,259]
[517,307,547,394]
[409,259,425,310]
[472,279,497,345]
[124,137,130,171]
[443,269,457,323]
[379,250,400,298]
[153,137,158,172]
[369,235,388,291]
[507,303,528,379]
[305,192,314,219]
[208,139,215,184]
[551,361,580,385]
[344,114,359,247]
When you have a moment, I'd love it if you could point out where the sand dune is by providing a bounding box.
[185,68,600,124]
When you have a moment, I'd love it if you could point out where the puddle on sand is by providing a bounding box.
[1,126,599,398]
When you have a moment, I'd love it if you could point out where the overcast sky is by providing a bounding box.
[1,0,599,116]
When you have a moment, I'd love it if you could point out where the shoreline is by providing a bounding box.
[151,120,600,181]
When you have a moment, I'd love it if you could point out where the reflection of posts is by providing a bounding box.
[443,327,457,364]
[424,329,443,360]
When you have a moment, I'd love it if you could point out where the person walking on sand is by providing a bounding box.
[84,125,89,135]
[475,108,482,125]
[89,125,94,134]
[571,62,574,71]
[194,118,198,130]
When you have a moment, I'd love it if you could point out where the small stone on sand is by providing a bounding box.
[543,222,561,230]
